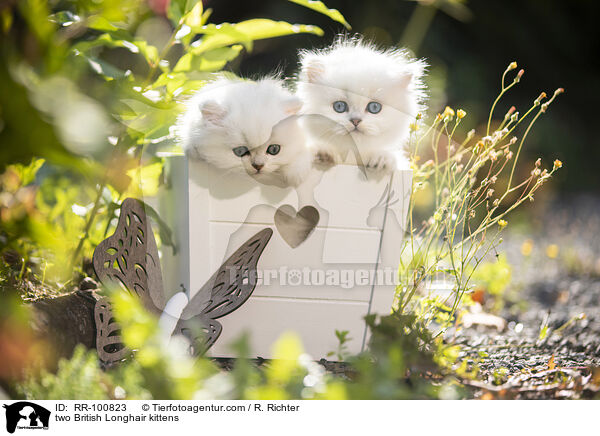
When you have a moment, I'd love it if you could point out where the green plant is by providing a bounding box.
[327,329,351,361]
[397,62,563,333]
[17,293,442,400]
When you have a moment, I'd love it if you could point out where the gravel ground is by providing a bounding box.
[449,194,600,398]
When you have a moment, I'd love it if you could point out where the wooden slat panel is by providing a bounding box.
[208,297,370,358]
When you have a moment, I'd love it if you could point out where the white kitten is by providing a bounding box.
[296,37,427,172]
[177,77,311,187]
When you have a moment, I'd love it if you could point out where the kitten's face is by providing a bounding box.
[297,45,423,146]
[299,71,414,141]
[306,85,409,138]
[180,80,305,183]
[229,116,306,182]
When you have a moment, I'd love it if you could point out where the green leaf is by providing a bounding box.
[194,19,323,54]
[173,45,243,73]
[117,98,181,140]
[182,0,204,31]
[191,23,253,53]
[86,15,122,32]
[289,0,351,29]
[73,34,159,66]
[10,158,45,186]
[167,0,201,27]
[235,18,324,40]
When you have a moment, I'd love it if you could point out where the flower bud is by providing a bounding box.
[514,69,525,83]
[534,92,547,106]
[553,159,563,170]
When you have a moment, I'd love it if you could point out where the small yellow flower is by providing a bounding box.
[443,106,455,118]
[546,244,559,259]
[409,122,419,132]
[457,109,466,119]
[553,159,563,170]
[498,219,508,229]
[521,239,533,256]
[508,61,518,71]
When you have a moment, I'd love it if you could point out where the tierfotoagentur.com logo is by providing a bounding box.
[228,266,458,292]
[2,402,50,433]
[229,266,400,289]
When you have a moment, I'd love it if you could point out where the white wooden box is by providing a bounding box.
[155,156,411,358]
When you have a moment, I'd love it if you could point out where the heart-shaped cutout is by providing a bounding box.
[274,205,319,248]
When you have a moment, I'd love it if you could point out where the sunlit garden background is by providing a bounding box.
[1,0,599,400]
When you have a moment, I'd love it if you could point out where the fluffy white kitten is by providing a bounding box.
[296,38,426,171]
[178,77,311,187]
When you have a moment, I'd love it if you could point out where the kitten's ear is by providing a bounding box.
[303,59,325,83]
[395,72,413,89]
[283,97,303,115]
[200,100,226,125]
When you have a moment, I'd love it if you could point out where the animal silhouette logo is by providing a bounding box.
[2,402,50,433]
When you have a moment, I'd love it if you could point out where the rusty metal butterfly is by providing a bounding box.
[92,198,271,365]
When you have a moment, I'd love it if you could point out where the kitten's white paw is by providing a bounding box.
[365,153,396,172]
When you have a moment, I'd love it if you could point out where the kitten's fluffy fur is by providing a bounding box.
[178,77,311,187]
[297,38,427,171]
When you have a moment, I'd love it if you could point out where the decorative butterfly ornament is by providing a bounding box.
[92,198,272,366]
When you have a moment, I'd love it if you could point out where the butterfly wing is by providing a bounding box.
[174,228,273,355]
[92,198,166,315]
[94,297,130,367]
[176,315,223,356]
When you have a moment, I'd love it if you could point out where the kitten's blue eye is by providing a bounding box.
[266,144,281,155]
[232,146,249,157]
[333,101,348,113]
[366,101,382,114]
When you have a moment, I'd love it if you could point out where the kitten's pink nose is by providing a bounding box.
[252,163,264,172]
[350,118,362,127]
